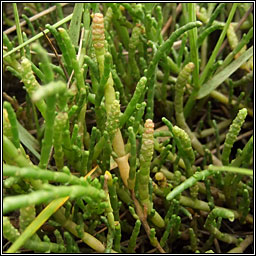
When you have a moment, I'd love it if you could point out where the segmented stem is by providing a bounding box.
[128,127,137,190]
[166,169,214,201]
[172,125,195,165]
[222,108,247,165]
[20,58,47,118]
[175,62,195,126]
[53,112,68,170]
[3,102,20,148]
[137,119,154,210]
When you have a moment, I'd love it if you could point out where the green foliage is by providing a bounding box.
[222,108,247,165]
[3,3,253,254]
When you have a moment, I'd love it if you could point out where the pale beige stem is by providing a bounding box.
[115,154,130,187]
[112,129,126,157]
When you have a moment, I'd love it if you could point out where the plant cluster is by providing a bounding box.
[3,3,253,253]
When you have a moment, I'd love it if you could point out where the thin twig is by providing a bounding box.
[4,3,70,35]
[120,235,147,247]
[214,238,221,253]
[3,45,60,57]
[146,248,158,253]
[93,226,108,236]
[40,27,69,81]
[3,92,20,111]
[195,129,253,165]
[92,209,128,236]
[222,219,235,234]
[211,130,253,154]
[161,3,182,35]
[3,241,12,251]
[131,190,166,253]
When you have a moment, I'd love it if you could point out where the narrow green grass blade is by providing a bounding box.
[197,46,253,99]
[198,3,238,86]
[17,121,40,160]
[217,27,253,72]
[6,197,69,253]
[68,3,84,47]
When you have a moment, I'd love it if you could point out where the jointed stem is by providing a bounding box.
[131,190,165,253]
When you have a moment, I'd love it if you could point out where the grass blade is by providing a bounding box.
[197,46,253,99]
[6,197,69,253]
[68,3,84,47]
[17,121,40,160]
[5,165,98,253]
[198,3,238,86]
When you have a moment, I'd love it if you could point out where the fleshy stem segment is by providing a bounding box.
[92,12,129,187]
[137,119,154,212]
[221,108,247,165]
[172,62,222,165]
[3,101,20,149]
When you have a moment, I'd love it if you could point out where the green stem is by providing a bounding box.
[119,77,147,129]
[187,3,199,90]
[53,207,113,253]
[3,164,85,185]
[21,58,47,119]
[204,207,238,244]
[179,195,253,223]
[198,119,231,138]
[127,127,137,190]
[4,184,105,215]
[58,28,86,91]
[197,24,224,47]
[221,108,247,165]
[3,102,20,148]
[137,119,154,211]
[209,165,252,176]
[166,169,214,200]
[38,93,56,169]
[231,136,253,168]
[3,135,32,167]
[127,220,141,253]
[228,235,253,253]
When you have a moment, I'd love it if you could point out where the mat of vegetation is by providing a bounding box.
[3,3,253,254]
